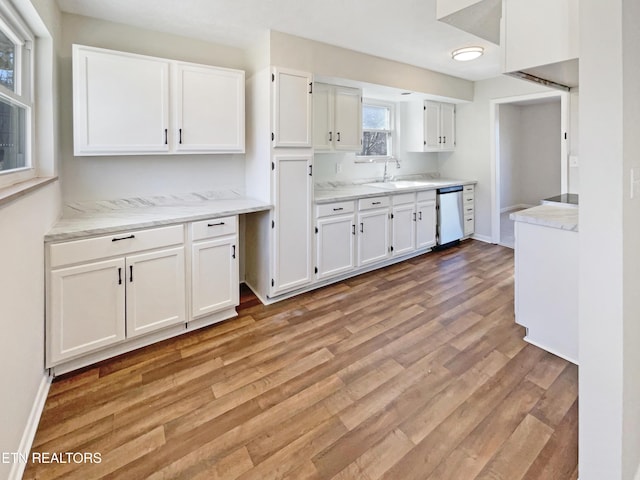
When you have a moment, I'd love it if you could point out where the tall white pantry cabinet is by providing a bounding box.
[245,67,314,301]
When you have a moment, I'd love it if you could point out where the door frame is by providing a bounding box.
[489,90,570,244]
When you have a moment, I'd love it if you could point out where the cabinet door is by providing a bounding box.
[191,236,239,319]
[49,259,126,364]
[333,86,362,151]
[272,154,313,294]
[423,101,441,151]
[125,247,186,338]
[392,204,416,256]
[272,68,313,147]
[312,83,333,151]
[357,209,390,266]
[72,45,170,156]
[316,214,355,280]
[440,103,455,151]
[174,64,245,153]
[416,200,437,249]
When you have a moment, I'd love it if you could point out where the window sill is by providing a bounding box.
[0,176,58,208]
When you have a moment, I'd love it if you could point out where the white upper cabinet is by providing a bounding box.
[73,45,170,156]
[503,0,579,74]
[403,100,455,153]
[174,63,245,153]
[72,45,245,156]
[313,83,362,152]
[272,67,313,148]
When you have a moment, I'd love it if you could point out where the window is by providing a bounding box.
[358,101,393,159]
[0,2,33,188]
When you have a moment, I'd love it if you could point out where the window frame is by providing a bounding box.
[356,99,395,163]
[0,0,34,189]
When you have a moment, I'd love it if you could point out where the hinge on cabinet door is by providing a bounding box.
[315,227,318,234]
[271,132,274,141]
[271,279,275,287]
[564,132,568,140]
[390,246,394,252]
[272,73,275,82]
[271,220,275,228]
[271,162,275,171]
[390,213,394,219]
[314,267,318,274]
[424,106,426,110]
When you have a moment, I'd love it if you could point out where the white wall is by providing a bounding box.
[498,104,521,209]
[579,0,640,478]
[59,14,250,203]
[0,1,62,478]
[519,101,562,205]
[438,75,554,240]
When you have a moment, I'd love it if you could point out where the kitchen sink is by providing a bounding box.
[365,180,436,189]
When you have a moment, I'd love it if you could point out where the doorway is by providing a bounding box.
[490,91,569,247]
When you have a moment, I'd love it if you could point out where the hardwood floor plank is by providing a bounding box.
[530,363,579,428]
[473,414,553,480]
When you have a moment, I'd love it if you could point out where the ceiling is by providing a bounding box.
[55,0,502,82]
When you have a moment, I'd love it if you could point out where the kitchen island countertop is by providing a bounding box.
[510,204,578,232]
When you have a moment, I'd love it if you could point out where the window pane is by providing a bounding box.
[361,131,388,156]
[362,105,388,130]
[0,99,26,172]
[0,29,14,91]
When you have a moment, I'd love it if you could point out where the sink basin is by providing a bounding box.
[365,180,435,189]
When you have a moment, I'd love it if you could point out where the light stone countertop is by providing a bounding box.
[46,190,272,242]
[314,177,477,204]
[510,204,579,232]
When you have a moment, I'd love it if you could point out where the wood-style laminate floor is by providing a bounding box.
[24,240,578,480]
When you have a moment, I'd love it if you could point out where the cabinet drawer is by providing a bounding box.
[416,189,436,202]
[464,214,475,235]
[392,193,415,205]
[359,196,390,211]
[191,216,237,241]
[50,225,184,268]
[316,201,355,218]
[464,193,474,204]
[463,204,475,216]
[464,184,474,193]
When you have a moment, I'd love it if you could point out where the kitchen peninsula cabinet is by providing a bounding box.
[72,44,245,155]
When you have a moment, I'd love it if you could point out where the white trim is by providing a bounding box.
[490,91,569,244]
[523,335,578,365]
[471,233,493,244]
[9,373,51,480]
[634,461,640,480]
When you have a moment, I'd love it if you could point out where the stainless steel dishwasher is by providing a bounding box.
[436,185,464,246]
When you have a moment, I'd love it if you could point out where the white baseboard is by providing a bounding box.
[9,373,51,480]
[471,233,493,244]
[634,459,640,480]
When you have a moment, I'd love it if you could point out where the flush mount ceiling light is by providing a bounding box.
[451,46,484,61]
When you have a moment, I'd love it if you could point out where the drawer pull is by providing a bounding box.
[467,208,473,212]
[208,222,225,227]
[332,207,344,211]
[372,201,382,205]
[112,234,135,242]
[467,218,473,222]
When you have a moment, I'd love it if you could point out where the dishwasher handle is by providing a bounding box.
[437,185,464,195]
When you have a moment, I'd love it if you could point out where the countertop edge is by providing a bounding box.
[510,205,579,232]
[45,203,272,243]
[314,179,477,204]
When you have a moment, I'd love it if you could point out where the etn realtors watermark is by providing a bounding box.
[2,451,102,464]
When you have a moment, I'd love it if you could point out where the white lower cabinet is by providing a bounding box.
[47,218,240,372]
[125,247,186,338]
[416,190,437,249]
[315,201,356,280]
[357,197,391,267]
[391,194,416,257]
[190,217,239,318]
[49,258,126,364]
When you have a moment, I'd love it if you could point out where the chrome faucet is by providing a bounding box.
[382,157,400,182]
